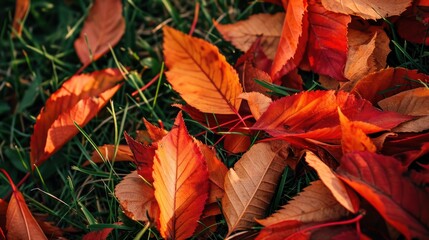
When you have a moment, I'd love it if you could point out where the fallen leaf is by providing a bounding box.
[0,169,47,240]
[241,61,272,94]
[124,132,155,182]
[164,26,242,114]
[30,69,124,168]
[74,0,125,66]
[143,118,168,142]
[341,67,429,104]
[239,92,272,120]
[115,171,159,222]
[257,180,349,226]
[153,112,209,240]
[12,0,30,37]
[346,29,377,81]
[0,199,7,233]
[321,0,412,19]
[215,13,285,59]
[235,37,272,74]
[337,151,429,239]
[256,220,312,240]
[222,141,289,235]
[378,87,429,116]
[34,214,65,239]
[224,132,251,154]
[338,108,377,153]
[397,7,429,45]
[305,151,359,213]
[271,0,308,80]
[82,227,114,240]
[306,0,350,81]
[89,145,134,166]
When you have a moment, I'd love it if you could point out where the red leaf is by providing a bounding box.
[271,0,308,80]
[153,112,209,240]
[224,132,251,154]
[305,0,350,81]
[30,69,123,167]
[124,132,155,182]
[256,220,311,240]
[143,118,167,142]
[12,0,30,37]
[337,152,429,239]
[82,228,114,240]
[0,169,47,240]
[74,0,125,67]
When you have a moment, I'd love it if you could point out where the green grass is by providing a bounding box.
[1,0,428,239]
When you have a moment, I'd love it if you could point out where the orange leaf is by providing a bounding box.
[152,112,209,240]
[82,228,114,240]
[239,92,272,120]
[223,132,251,154]
[271,0,308,80]
[305,151,359,213]
[163,26,242,114]
[74,0,125,66]
[30,69,123,167]
[12,0,30,37]
[337,152,429,239]
[124,132,155,182]
[306,0,350,81]
[222,141,289,235]
[215,13,285,59]
[257,180,349,226]
[0,169,47,240]
[115,171,159,222]
[88,145,134,166]
[143,118,168,142]
[321,0,412,19]
[338,108,377,153]
[342,67,429,104]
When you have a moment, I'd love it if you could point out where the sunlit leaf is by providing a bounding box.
[12,0,30,37]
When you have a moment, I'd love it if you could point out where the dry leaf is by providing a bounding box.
[305,151,359,213]
[74,0,125,66]
[239,92,272,120]
[153,112,209,240]
[222,141,289,235]
[82,227,114,240]
[223,132,251,154]
[124,132,155,182]
[12,0,30,37]
[306,0,350,81]
[115,171,159,222]
[89,145,134,166]
[321,0,412,19]
[337,151,429,239]
[30,69,124,168]
[257,180,349,226]
[241,61,272,94]
[215,13,285,59]
[163,26,242,114]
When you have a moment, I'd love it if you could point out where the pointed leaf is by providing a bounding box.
[153,112,209,240]
[30,69,123,167]
[239,92,272,120]
[115,171,159,222]
[74,0,125,66]
[257,180,349,226]
[305,151,359,213]
[215,13,285,59]
[124,133,155,182]
[271,0,308,79]
[306,0,350,81]
[337,152,429,239]
[222,141,289,235]
[143,118,168,142]
[321,0,412,19]
[12,0,30,37]
[163,26,242,114]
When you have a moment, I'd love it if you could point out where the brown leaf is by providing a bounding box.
[305,151,359,213]
[115,171,159,222]
[215,13,285,59]
[222,141,289,235]
[164,26,242,114]
[257,180,349,226]
[241,61,272,94]
[239,92,272,120]
[337,152,429,239]
[30,69,123,168]
[153,112,209,240]
[12,0,30,37]
[74,0,125,66]
[321,0,412,19]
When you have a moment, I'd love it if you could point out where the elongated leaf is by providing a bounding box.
[215,13,284,59]
[30,69,123,167]
[0,169,47,240]
[12,0,30,37]
[306,0,350,81]
[378,87,429,116]
[89,145,134,165]
[74,0,125,66]
[257,180,349,227]
[115,171,159,222]
[272,0,308,80]
[337,152,429,239]
[222,141,289,235]
[153,112,209,240]
[305,151,359,213]
[163,26,242,114]
[321,0,412,19]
